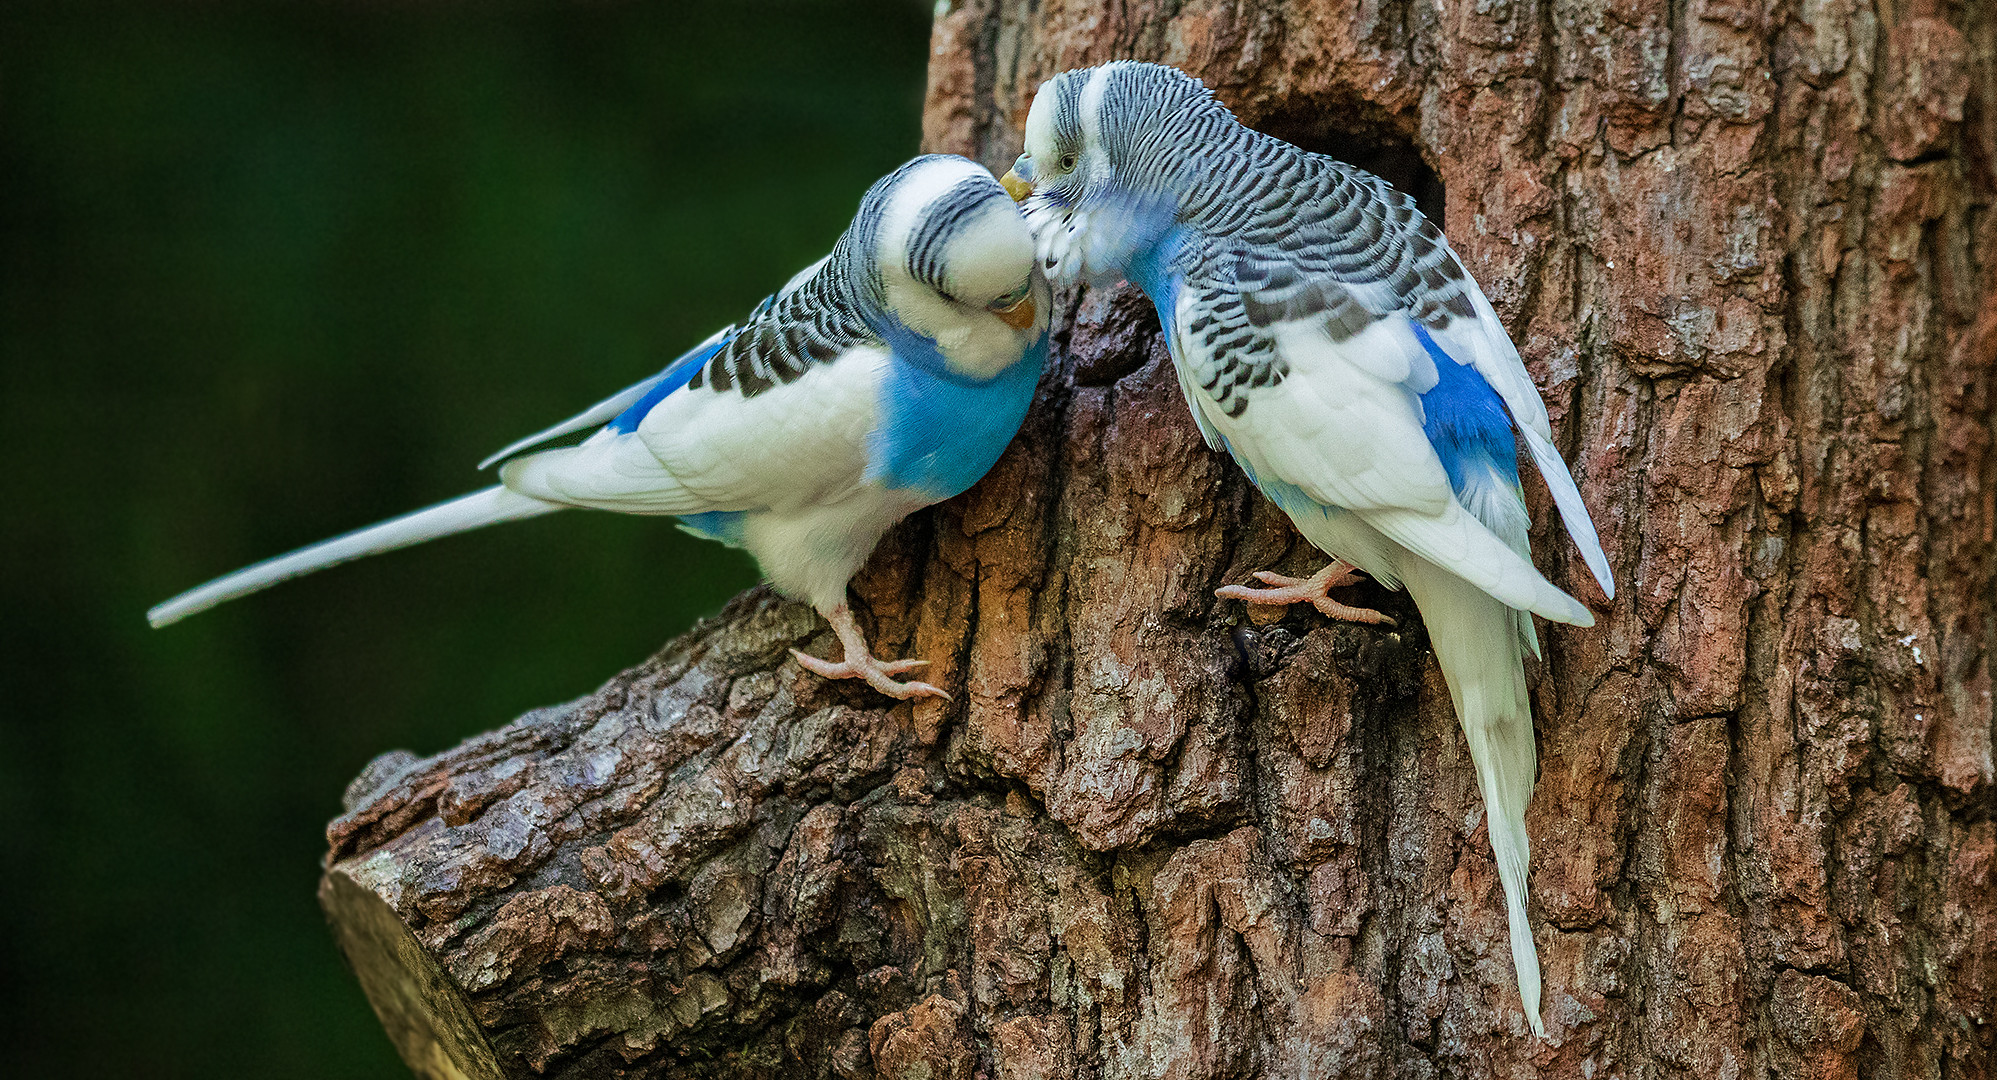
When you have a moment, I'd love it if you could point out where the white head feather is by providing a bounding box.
[866,156,1047,380]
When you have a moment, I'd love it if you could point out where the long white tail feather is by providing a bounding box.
[1518,425,1614,600]
[147,485,561,627]
[1402,556,1546,1036]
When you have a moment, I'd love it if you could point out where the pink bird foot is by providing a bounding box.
[791,602,950,700]
[1215,560,1396,626]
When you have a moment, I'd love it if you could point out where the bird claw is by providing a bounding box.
[790,649,949,700]
[1215,560,1396,626]
[792,602,951,700]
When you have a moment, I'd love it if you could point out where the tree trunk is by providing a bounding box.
[319,0,1997,1076]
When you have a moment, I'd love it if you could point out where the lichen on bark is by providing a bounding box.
[324,0,1997,1076]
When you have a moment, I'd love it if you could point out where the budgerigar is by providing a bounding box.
[151,154,1050,700]
[1002,62,1614,1033]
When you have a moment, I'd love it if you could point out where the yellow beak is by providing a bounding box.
[991,294,1037,330]
[1000,169,1033,202]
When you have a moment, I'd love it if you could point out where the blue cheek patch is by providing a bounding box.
[1411,321,1520,493]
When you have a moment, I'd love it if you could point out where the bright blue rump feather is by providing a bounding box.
[1411,321,1519,492]
[676,510,747,546]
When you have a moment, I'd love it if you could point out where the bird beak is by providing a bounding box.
[991,294,1037,329]
[1000,169,1033,202]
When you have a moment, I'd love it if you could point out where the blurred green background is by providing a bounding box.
[1,1,932,1074]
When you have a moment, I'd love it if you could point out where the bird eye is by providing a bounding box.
[989,284,1029,308]
[1059,152,1078,171]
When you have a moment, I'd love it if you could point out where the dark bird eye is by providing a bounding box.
[1059,152,1077,171]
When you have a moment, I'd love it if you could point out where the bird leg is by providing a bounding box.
[791,602,950,700]
[1215,560,1397,626]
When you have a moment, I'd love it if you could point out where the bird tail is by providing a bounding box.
[1401,555,1545,1036]
[147,485,561,628]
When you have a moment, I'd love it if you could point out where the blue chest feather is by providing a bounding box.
[868,327,1045,501]
[1127,225,1187,318]
[1411,322,1519,492]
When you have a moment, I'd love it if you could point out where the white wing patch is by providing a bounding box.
[642,344,885,511]
[1183,296,1453,516]
[500,429,701,514]
[1175,278,1593,625]
[502,345,887,516]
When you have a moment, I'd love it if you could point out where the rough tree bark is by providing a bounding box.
[319,0,1997,1076]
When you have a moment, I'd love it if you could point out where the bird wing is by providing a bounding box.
[474,256,834,471]
[1174,158,1613,598]
[500,271,887,516]
[1166,241,1587,619]
[476,323,740,470]
[1168,158,1611,601]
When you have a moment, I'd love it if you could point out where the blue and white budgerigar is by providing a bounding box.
[1003,62,1614,1033]
[150,154,1050,700]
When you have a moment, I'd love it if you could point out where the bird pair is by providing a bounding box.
[152,61,1614,1037]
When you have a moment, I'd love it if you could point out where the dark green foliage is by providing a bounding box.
[0,2,930,1074]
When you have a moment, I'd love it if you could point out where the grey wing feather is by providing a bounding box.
[1170,161,1463,419]
[689,255,876,399]
[1174,262,1284,425]
[1231,159,1476,335]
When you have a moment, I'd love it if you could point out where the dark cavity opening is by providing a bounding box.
[1249,106,1448,231]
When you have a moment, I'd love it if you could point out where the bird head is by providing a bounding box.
[1003,62,1220,283]
[857,155,1048,381]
